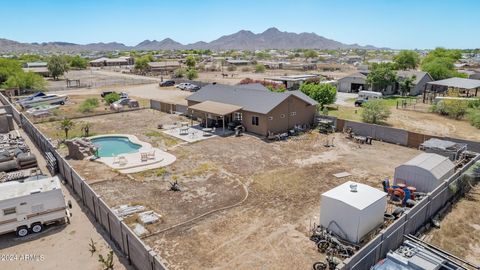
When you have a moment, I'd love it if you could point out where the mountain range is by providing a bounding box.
[0,27,381,53]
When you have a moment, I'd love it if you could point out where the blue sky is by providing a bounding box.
[1,0,478,49]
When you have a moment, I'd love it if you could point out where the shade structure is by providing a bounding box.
[188,100,242,116]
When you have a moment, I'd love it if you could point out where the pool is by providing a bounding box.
[91,136,142,157]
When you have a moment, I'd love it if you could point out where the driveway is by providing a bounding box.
[335,92,357,107]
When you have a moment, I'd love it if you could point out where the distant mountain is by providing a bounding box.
[0,28,383,53]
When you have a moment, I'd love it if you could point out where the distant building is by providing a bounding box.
[264,74,320,90]
[225,59,250,66]
[146,61,181,75]
[89,56,134,67]
[22,62,49,77]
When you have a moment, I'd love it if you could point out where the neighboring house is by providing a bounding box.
[186,84,318,136]
[146,61,181,75]
[89,56,134,67]
[22,62,50,77]
[337,70,433,96]
[395,70,433,96]
[264,74,320,90]
[226,59,250,66]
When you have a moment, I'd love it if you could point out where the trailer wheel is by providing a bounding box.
[16,226,29,237]
[31,223,43,233]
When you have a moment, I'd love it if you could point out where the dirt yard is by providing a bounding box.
[35,108,422,270]
[423,183,480,265]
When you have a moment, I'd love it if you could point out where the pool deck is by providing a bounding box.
[162,124,234,143]
[89,134,176,173]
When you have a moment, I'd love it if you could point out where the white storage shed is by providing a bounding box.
[320,181,387,244]
[394,153,455,193]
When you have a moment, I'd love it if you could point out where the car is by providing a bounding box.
[354,99,367,107]
[110,98,139,111]
[160,80,175,87]
[185,84,201,92]
[176,83,193,90]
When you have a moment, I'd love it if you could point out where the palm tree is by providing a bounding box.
[59,118,74,139]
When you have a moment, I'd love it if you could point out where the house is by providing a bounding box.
[22,62,50,77]
[337,70,433,95]
[89,56,134,67]
[146,61,181,75]
[186,84,318,136]
[226,59,250,66]
[264,74,320,90]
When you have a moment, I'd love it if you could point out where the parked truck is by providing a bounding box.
[0,176,72,237]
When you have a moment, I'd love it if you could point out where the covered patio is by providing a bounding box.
[423,77,480,102]
[188,100,243,135]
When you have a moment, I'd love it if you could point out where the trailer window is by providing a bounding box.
[3,207,16,215]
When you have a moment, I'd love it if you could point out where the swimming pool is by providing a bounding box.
[91,136,142,157]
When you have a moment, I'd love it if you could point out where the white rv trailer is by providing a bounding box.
[358,90,383,100]
[0,176,71,237]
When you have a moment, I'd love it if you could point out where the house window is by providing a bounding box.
[268,116,274,120]
[3,207,16,215]
[290,112,297,116]
[280,114,286,118]
[252,116,259,126]
[234,112,243,121]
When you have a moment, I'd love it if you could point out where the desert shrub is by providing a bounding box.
[431,100,468,119]
[104,93,120,105]
[241,66,250,72]
[79,98,99,113]
[174,68,186,78]
[227,65,237,71]
[361,100,391,124]
[467,109,480,128]
[186,69,198,80]
[254,64,266,73]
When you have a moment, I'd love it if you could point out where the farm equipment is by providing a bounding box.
[318,119,335,134]
[310,226,357,259]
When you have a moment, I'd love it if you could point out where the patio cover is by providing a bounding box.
[189,100,242,116]
[427,77,480,90]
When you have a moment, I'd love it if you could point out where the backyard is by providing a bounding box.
[35,109,421,269]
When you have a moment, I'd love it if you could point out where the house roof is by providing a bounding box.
[236,83,269,91]
[148,61,181,68]
[188,100,242,116]
[322,181,387,210]
[427,77,480,90]
[403,153,455,180]
[339,72,367,80]
[396,70,431,84]
[187,84,317,114]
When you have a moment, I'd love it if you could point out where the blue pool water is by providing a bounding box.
[91,136,141,157]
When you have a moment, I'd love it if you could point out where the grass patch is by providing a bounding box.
[133,167,168,179]
[145,130,179,147]
[328,106,364,122]
[382,96,417,107]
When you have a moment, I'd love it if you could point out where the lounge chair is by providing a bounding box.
[141,152,148,162]
[147,150,155,160]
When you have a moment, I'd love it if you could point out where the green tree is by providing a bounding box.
[304,50,318,62]
[2,71,46,91]
[69,55,87,69]
[186,68,198,80]
[59,118,75,139]
[47,55,69,80]
[103,92,120,105]
[393,50,420,70]
[255,51,271,60]
[421,48,464,80]
[174,68,186,78]
[185,55,196,69]
[134,56,149,73]
[398,75,416,96]
[0,58,22,84]
[361,100,391,124]
[366,63,397,92]
[300,83,337,109]
[254,64,266,73]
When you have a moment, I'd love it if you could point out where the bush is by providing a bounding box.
[186,69,198,80]
[104,93,120,105]
[241,66,250,72]
[79,98,99,113]
[174,68,186,78]
[227,65,237,72]
[467,109,480,129]
[361,100,391,124]
[254,64,266,73]
[431,100,468,119]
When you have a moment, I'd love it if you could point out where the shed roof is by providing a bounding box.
[0,176,61,200]
[403,153,455,180]
[427,77,480,89]
[188,100,242,116]
[420,138,465,151]
[322,181,387,210]
[148,61,181,67]
[187,84,317,114]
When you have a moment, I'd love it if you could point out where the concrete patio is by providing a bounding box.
[161,124,234,143]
